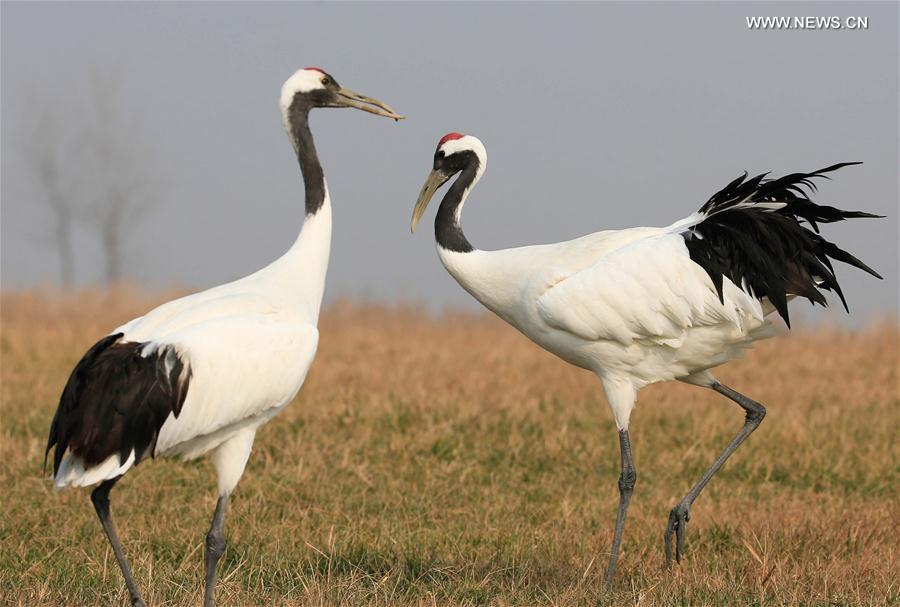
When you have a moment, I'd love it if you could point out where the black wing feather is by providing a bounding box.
[45,334,192,477]
[684,162,883,328]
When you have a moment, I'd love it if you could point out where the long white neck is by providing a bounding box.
[264,187,332,323]
[432,150,519,320]
[253,106,332,324]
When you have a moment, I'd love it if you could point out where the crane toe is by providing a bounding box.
[664,503,691,566]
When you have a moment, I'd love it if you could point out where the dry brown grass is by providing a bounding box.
[1,290,897,606]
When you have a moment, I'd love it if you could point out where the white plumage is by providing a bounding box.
[55,202,328,491]
[410,132,880,582]
[439,227,778,427]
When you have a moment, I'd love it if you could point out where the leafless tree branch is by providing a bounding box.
[17,72,166,286]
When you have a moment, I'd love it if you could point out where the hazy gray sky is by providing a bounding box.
[2,2,897,325]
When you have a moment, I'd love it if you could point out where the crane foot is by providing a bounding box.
[664,502,690,566]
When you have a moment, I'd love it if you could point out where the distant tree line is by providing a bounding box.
[19,74,164,287]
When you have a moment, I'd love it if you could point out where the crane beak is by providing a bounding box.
[335,87,404,121]
[411,170,450,233]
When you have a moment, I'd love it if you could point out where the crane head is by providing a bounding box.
[280,67,403,133]
[411,133,487,233]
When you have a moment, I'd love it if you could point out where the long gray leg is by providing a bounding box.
[604,429,637,584]
[204,494,229,607]
[664,381,766,565]
[90,478,146,607]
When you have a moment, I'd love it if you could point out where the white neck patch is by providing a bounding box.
[439,135,488,223]
[280,69,327,131]
[440,135,488,186]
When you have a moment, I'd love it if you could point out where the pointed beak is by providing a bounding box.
[335,87,404,121]
[411,169,450,233]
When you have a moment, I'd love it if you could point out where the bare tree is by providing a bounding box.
[18,73,164,287]
[77,75,164,284]
[18,105,78,288]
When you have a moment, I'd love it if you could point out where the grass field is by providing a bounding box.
[1,290,897,606]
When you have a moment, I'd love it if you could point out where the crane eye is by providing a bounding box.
[321,77,331,86]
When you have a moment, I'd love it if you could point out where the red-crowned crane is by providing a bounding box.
[409,132,882,583]
[45,68,402,607]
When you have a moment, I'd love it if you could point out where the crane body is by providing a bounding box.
[438,225,777,427]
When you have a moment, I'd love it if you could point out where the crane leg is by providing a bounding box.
[664,381,766,566]
[90,478,146,607]
[203,494,229,607]
[604,429,636,584]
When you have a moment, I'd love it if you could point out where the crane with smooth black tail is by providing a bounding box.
[45,68,402,607]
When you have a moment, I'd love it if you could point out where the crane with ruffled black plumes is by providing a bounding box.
[410,132,882,583]
[45,68,402,607]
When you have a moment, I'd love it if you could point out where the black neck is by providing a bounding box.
[435,161,478,253]
[290,106,326,216]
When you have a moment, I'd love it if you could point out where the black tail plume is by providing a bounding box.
[684,162,883,327]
